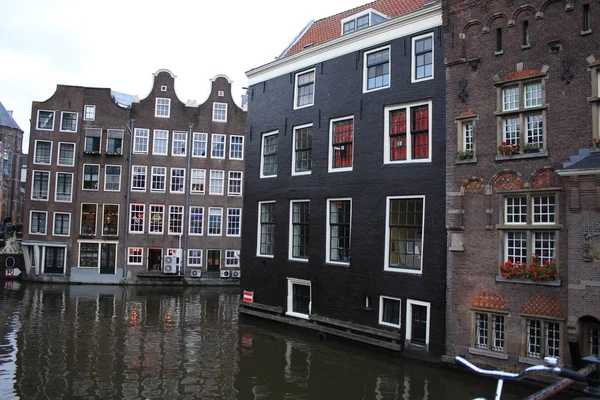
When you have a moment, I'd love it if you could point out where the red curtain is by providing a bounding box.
[412,106,429,159]
[390,110,406,160]
[333,120,353,167]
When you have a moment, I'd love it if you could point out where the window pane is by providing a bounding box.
[389,198,423,270]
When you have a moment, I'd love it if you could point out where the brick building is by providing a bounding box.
[22,71,246,284]
[239,0,447,357]
[443,0,600,367]
[0,101,24,226]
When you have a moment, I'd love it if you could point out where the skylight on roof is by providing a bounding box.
[341,8,390,35]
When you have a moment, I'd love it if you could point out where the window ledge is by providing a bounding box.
[105,152,122,156]
[83,151,101,155]
[456,156,477,164]
[495,50,504,56]
[518,356,546,366]
[494,105,548,116]
[588,96,600,103]
[521,44,531,50]
[469,347,509,360]
[581,29,592,36]
[495,150,548,161]
[496,275,562,286]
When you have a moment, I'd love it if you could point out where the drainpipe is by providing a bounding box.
[123,118,135,279]
[182,123,193,278]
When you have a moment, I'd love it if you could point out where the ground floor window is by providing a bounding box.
[473,311,506,353]
[525,318,561,359]
[225,250,239,267]
[379,296,401,328]
[128,247,143,265]
[43,247,65,274]
[286,278,311,319]
[406,299,430,347]
[587,325,600,357]
[188,249,203,266]
[79,242,117,274]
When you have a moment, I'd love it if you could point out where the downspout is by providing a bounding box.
[123,118,135,279]
[182,123,193,278]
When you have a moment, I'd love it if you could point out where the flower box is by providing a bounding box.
[457,150,474,160]
[498,142,520,156]
[500,255,557,282]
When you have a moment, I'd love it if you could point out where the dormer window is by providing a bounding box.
[341,9,389,35]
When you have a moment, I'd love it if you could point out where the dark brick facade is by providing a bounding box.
[241,8,447,357]
[443,0,600,368]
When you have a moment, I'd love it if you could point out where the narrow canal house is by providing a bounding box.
[443,0,600,368]
[239,0,447,357]
[21,71,247,283]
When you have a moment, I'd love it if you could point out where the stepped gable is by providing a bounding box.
[521,296,563,318]
[283,0,436,57]
[471,291,508,310]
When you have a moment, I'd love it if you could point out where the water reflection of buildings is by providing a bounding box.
[11,285,241,399]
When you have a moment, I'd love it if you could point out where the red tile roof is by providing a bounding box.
[283,0,436,58]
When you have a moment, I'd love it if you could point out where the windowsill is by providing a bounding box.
[519,356,547,366]
[588,96,600,103]
[495,50,504,56]
[521,44,531,50]
[469,347,509,360]
[285,311,310,320]
[83,151,101,155]
[581,29,592,36]
[384,266,423,275]
[495,150,548,161]
[105,153,122,156]
[495,275,562,286]
[456,156,477,164]
[325,261,350,267]
[494,105,548,116]
[289,258,309,263]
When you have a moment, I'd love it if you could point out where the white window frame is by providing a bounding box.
[411,32,434,83]
[133,128,149,154]
[104,165,121,192]
[33,140,52,165]
[229,135,244,160]
[153,129,169,155]
[260,131,278,178]
[256,201,275,258]
[325,198,352,265]
[227,171,243,196]
[226,208,242,237]
[52,212,71,237]
[54,172,73,202]
[168,205,184,235]
[31,170,50,201]
[128,247,143,265]
[29,210,48,235]
[207,207,223,236]
[379,295,402,328]
[170,167,186,194]
[286,278,311,320]
[172,131,187,157]
[80,203,97,235]
[36,110,55,131]
[384,195,425,274]
[211,134,226,159]
[131,165,147,192]
[149,204,164,235]
[192,132,208,158]
[209,170,225,195]
[212,102,227,122]
[129,203,146,234]
[155,97,171,118]
[102,204,119,236]
[383,100,433,164]
[292,123,313,176]
[60,111,78,132]
[188,249,203,266]
[57,142,76,167]
[225,250,240,267]
[405,299,431,347]
[363,45,391,93]
[328,116,354,173]
[293,68,316,109]
[288,199,310,262]
[84,105,96,121]
[190,169,205,194]
[151,166,166,192]
[189,206,204,235]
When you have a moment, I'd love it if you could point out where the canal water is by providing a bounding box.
[0,282,570,399]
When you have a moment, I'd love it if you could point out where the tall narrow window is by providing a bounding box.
[102,205,119,236]
[149,205,164,234]
[379,296,401,328]
[258,201,275,256]
[364,47,390,91]
[522,20,530,47]
[229,135,244,160]
[55,172,73,202]
[32,171,50,200]
[81,204,97,235]
[412,34,433,82]
[583,4,591,32]
[172,131,187,156]
[189,206,203,235]
[211,134,226,159]
[153,130,169,155]
[327,199,351,263]
[294,69,315,108]
[192,132,208,157]
[168,205,183,234]
[190,169,206,194]
[129,204,145,233]
[290,201,310,260]
[131,166,147,191]
[134,129,150,154]
[170,168,185,194]
[104,166,121,191]
[53,213,70,236]
[84,105,95,121]
[330,117,354,171]
[228,171,242,196]
[151,166,166,192]
[293,124,312,175]
[227,208,242,236]
[208,207,223,236]
[385,102,431,163]
[83,165,99,190]
[496,28,503,53]
[260,132,278,178]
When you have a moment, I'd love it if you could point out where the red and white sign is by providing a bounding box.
[243,290,254,303]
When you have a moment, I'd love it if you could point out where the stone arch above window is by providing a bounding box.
[540,0,572,14]
[461,19,484,36]
[530,168,564,189]
[471,291,508,310]
[485,13,509,31]
[521,295,563,317]
[511,4,538,22]
[491,171,524,191]
[464,178,485,193]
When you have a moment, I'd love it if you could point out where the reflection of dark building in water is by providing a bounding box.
[239,0,446,359]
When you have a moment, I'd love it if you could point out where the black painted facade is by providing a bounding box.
[242,8,447,357]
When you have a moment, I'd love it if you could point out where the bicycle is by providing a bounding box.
[455,355,600,400]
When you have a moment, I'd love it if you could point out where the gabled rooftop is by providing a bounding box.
[0,101,22,131]
[281,0,438,58]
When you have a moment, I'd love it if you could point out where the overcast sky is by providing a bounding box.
[1,0,367,152]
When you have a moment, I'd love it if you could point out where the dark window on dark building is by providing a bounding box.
[522,21,530,46]
[583,4,591,31]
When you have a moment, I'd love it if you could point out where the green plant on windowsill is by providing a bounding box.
[523,143,543,153]
[457,150,474,160]
[593,138,600,148]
